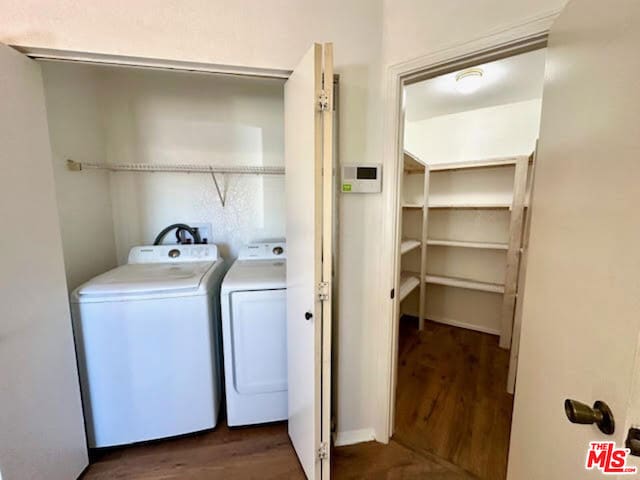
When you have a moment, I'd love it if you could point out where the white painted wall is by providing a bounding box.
[98,67,286,263]
[405,99,542,164]
[43,63,285,269]
[381,0,567,67]
[41,63,118,291]
[1,0,569,444]
[3,1,384,440]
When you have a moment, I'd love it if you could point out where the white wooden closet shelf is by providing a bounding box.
[404,154,530,174]
[426,239,509,250]
[403,150,426,173]
[403,202,515,209]
[424,274,505,294]
[399,273,420,302]
[400,239,421,255]
[427,202,512,209]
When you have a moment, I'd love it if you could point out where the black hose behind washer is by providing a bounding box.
[153,223,202,245]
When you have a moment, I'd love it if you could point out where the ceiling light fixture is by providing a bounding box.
[455,68,484,94]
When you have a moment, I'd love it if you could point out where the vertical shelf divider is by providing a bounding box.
[499,155,529,349]
[507,149,537,391]
[418,166,430,331]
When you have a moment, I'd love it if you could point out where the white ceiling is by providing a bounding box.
[405,48,547,122]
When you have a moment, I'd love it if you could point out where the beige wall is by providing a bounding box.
[0,0,568,442]
[42,61,286,281]
[405,100,542,164]
[381,0,566,67]
[41,63,118,291]
[99,66,285,265]
[0,0,384,439]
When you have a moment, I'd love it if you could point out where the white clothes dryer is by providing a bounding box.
[220,242,287,426]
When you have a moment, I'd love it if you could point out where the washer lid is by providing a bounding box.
[221,259,286,293]
[76,261,215,297]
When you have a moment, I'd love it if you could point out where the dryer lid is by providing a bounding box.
[221,259,286,293]
[75,261,215,298]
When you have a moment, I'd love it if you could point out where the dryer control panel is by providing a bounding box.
[239,242,286,260]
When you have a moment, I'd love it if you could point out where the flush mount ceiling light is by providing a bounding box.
[455,68,484,94]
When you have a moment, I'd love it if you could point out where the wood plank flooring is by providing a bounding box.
[83,422,304,479]
[333,439,476,479]
[82,420,475,479]
[393,318,514,480]
[80,317,509,480]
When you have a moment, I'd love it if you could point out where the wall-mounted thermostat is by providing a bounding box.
[341,164,382,193]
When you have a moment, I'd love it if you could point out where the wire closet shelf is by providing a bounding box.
[66,159,284,175]
[66,159,284,208]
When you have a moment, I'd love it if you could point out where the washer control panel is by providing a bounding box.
[128,245,220,264]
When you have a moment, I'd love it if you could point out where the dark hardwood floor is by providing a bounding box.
[82,419,475,479]
[81,317,510,480]
[393,318,514,480]
[334,439,475,479]
[82,421,304,479]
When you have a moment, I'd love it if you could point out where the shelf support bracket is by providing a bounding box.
[209,169,226,208]
[66,159,82,171]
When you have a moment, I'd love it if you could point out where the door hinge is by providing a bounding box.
[317,442,329,461]
[317,90,330,112]
[318,281,330,301]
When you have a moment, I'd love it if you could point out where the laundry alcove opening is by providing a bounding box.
[4,42,337,480]
[39,59,287,294]
[391,46,547,480]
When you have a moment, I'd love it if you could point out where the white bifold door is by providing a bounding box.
[508,1,640,479]
[285,43,334,480]
[0,44,89,479]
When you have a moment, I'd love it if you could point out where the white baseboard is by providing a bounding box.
[427,314,500,336]
[332,428,376,447]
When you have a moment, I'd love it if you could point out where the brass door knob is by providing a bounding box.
[564,399,615,435]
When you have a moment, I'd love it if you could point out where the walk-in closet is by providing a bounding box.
[392,47,546,480]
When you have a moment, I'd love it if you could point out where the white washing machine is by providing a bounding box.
[70,244,226,448]
[221,242,287,426]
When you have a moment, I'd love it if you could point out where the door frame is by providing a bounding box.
[374,8,562,443]
[11,45,292,79]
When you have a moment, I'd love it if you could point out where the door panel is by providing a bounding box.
[231,289,287,394]
[285,43,332,479]
[0,44,88,479]
[508,2,640,478]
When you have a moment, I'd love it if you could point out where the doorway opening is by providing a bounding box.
[391,46,547,479]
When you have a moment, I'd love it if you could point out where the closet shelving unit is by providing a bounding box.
[398,152,428,314]
[399,152,532,349]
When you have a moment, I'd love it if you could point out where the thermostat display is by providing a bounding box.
[341,164,382,193]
